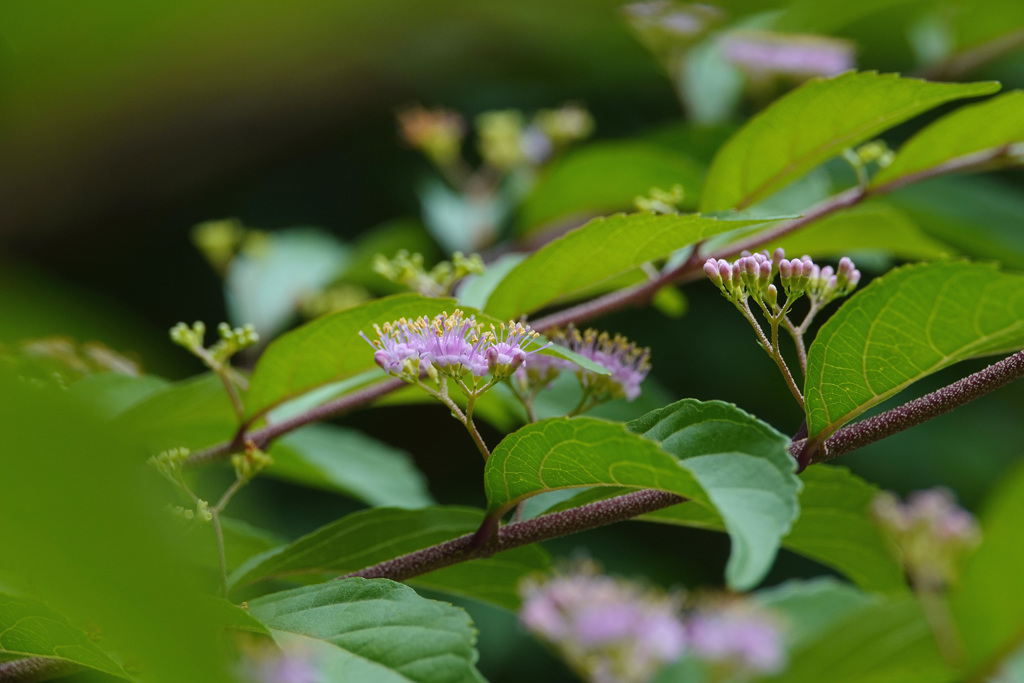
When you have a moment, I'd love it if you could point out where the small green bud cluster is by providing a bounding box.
[231,443,274,483]
[149,447,191,482]
[373,249,485,298]
[170,321,259,369]
[872,488,980,591]
[854,140,895,169]
[168,499,212,523]
[169,321,207,353]
[634,184,686,215]
[209,323,259,364]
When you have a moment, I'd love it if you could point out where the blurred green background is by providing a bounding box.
[4,1,1024,680]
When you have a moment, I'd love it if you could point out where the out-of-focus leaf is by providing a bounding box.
[268,423,433,508]
[484,213,775,320]
[768,201,955,261]
[185,517,287,574]
[117,372,237,451]
[517,141,704,232]
[420,176,511,253]
[0,377,234,683]
[340,219,439,293]
[199,597,270,635]
[66,372,170,419]
[756,578,874,649]
[249,580,486,683]
[679,36,745,125]
[889,176,1024,270]
[805,262,1024,443]
[700,72,999,211]
[872,91,1024,189]
[483,407,798,590]
[230,506,548,611]
[776,597,950,683]
[781,467,906,593]
[952,460,1024,671]
[226,228,349,339]
[457,253,527,310]
[0,593,128,678]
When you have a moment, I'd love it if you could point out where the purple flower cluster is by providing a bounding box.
[361,310,545,384]
[704,248,860,310]
[554,326,652,402]
[686,604,787,675]
[520,566,687,683]
[520,566,787,682]
[721,30,855,79]
[872,488,980,589]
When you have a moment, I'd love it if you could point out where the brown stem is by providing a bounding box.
[810,349,1024,463]
[182,377,407,468]
[342,489,684,582]
[0,658,80,682]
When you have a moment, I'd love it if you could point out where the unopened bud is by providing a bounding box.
[766,284,778,308]
[778,259,792,279]
[704,259,723,286]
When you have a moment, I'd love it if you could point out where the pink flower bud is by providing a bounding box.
[778,259,792,279]
[704,260,722,284]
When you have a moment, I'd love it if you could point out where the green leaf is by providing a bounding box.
[117,372,237,451]
[483,405,798,589]
[483,212,774,320]
[805,262,1024,443]
[66,372,170,419]
[268,423,434,508]
[756,578,874,651]
[767,201,955,262]
[245,294,457,418]
[782,467,906,594]
[700,72,999,211]
[230,506,548,611]
[185,516,287,574]
[0,593,127,678]
[226,228,349,339]
[517,141,704,233]
[640,466,906,593]
[872,91,1024,190]
[951,460,1024,670]
[248,579,485,683]
[625,400,800,589]
[889,176,1024,270]
[776,597,950,683]
[198,597,270,635]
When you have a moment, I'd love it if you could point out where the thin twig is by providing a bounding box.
[182,377,407,468]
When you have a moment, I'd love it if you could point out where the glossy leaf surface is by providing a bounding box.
[805,262,1024,441]
[701,72,998,211]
